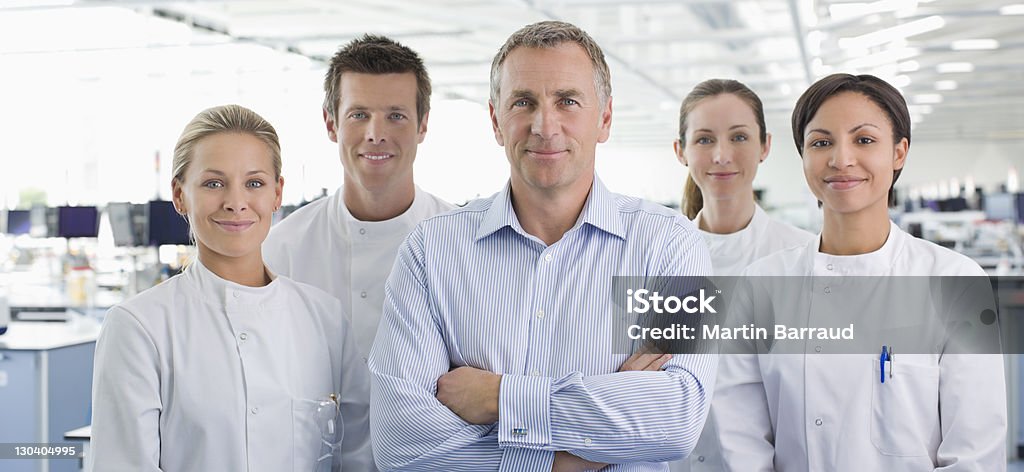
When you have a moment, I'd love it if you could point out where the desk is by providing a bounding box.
[0,322,98,472]
[62,426,90,472]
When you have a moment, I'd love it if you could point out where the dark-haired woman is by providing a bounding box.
[712,74,1005,471]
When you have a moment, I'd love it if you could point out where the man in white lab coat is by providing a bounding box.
[263,35,453,363]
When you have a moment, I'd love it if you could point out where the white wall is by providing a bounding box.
[898,140,1024,195]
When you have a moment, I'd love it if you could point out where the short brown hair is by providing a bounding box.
[490,21,611,107]
[677,79,767,219]
[791,73,911,207]
[323,34,431,124]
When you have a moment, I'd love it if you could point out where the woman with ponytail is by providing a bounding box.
[674,79,812,276]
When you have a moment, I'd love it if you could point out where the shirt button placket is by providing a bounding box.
[527,250,554,383]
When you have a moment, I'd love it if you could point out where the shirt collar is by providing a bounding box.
[810,220,904,275]
[694,204,767,243]
[474,176,626,242]
[332,185,430,238]
[184,257,281,310]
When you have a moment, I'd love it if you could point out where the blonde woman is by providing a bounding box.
[675,79,813,276]
[89,105,371,471]
[671,79,813,472]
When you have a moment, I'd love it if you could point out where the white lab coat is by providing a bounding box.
[672,204,813,472]
[693,204,815,277]
[263,186,453,361]
[88,259,372,472]
[712,221,1007,471]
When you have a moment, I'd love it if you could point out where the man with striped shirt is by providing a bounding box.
[368,21,716,471]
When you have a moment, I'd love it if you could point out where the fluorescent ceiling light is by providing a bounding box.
[951,39,999,50]
[830,3,870,21]
[936,62,974,73]
[898,60,920,72]
[934,80,957,91]
[914,93,943,104]
[806,31,826,56]
[908,104,934,114]
[892,75,912,87]
[829,0,919,21]
[838,15,944,50]
[1000,4,1024,15]
[843,47,919,70]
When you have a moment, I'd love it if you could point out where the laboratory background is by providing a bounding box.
[1,0,1023,471]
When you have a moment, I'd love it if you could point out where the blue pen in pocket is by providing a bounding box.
[880,345,889,384]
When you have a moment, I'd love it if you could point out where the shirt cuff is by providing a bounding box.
[498,448,555,472]
[498,373,552,448]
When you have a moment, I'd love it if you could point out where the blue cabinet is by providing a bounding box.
[0,322,97,472]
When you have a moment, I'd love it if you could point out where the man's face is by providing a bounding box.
[489,43,612,197]
[325,72,427,194]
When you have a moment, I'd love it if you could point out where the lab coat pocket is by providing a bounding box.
[870,360,939,457]
[293,396,345,472]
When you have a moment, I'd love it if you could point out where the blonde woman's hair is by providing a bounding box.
[172,104,281,183]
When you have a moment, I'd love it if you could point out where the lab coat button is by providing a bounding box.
[239,333,248,341]
[814,346,822,353]
[360,291,367,299]
[358,228,366,235]
[251,407,259,415]
[827,264,834,271]
[232,292,240,298]
[815,418,823,426]
[698,456,705,462]
[824,286,831,294]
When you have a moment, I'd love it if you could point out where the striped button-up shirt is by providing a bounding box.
[368,177,716,471]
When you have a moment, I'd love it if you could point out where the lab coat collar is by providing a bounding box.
[810,220,904,276]
[694,204,768,243]
[329,185,434,239]
[474,175,626,242]
[183,257,282,310]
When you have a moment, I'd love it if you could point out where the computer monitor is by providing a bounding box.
[938,197,968,212]
[147,200,190,246]
[107,202,136,247]
[985,193,1015,221]
[58,206,99,238]
[3,210,31,235]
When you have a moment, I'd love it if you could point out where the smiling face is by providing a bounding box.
[801,91,907,217]
[489,43,612,198]
[675,93,769,203]
[172,132,283,263]
[326,72,427,195]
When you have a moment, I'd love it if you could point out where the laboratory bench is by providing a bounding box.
[0,321,98,472]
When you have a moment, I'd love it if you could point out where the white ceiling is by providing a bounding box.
[2,0,1022,147]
